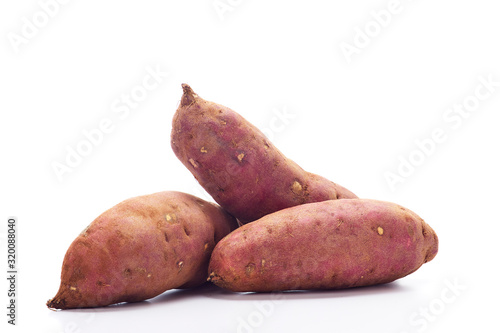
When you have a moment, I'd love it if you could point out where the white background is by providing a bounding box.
[1,0,499,332]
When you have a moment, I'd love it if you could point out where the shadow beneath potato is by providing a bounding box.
[48,283,218,312]
[47,298,153,313]
[202,281,411,301]
[47,281,410,316]
[148,282,223,304]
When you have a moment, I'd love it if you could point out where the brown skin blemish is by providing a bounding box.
[97,281,110,287]
[165,213,177,223]
[422,225,428,237]
[189,158,199,168]
[407,225,415,237]
[245,263,256,277]
[291,180,303,194]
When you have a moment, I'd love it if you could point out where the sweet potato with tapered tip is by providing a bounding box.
[47,191,238,309]
[171,84,357,224]
[208,199,438,292]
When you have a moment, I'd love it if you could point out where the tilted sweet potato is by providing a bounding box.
[208,199,438,292]
[171,84,357,224]
[47,191,238,309]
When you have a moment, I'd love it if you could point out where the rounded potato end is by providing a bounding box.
[423,221,439,263]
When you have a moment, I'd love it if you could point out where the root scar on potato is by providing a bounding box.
[291,180,303,194]
[165,213,177,222]
[245,263,256,277]
[189,158,199,168]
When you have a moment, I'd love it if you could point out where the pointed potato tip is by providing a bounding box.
[180,83,197,107]
[207,271,218,283]
[181,83,192,93]
[46,297,65,310]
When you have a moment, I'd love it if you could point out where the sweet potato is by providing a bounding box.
[208,199,438,292]
[171,84,357,224]
[47,191,238,309]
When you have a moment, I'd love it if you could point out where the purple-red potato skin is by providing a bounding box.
[208,199,438,292]
[171,84,357,224]
[47,191,238,309]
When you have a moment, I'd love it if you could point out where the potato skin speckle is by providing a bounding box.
[171,84,357,224]
[47,191,237,309]
[208,199,438,292]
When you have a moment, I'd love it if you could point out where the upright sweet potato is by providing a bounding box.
[171,84,357,224]
[47,191,238,309]
[208,199,438,292]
